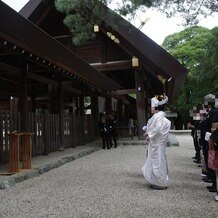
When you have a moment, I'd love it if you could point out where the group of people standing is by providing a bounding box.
[99,112,118,150]
[98,93,218,202]
[188,93,218,201]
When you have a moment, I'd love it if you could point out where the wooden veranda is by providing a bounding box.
[0,0,187,164]
[0,1,121,163]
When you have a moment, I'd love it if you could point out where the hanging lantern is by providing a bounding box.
[94,24,99,32]
[132,56,139,67]
[110,35,116,41]
[107,32,112,37]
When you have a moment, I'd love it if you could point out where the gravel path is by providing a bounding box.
[0,134,217,217]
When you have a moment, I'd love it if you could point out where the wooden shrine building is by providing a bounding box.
[0,0,187,163]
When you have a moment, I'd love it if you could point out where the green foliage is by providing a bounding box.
[63,14,96,45]
[55,0,99,45]
[84,96,91,108]
[128,94,136,99]
[162,26,218,120]
[55,0,217,45]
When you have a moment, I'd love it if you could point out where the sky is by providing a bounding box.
[1,0,218,45]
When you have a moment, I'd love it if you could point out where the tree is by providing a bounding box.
[162,26,218,125]
[55,0,218,45]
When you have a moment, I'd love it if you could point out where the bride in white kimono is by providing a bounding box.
[141,95,171,189]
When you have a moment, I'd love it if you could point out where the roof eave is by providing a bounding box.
[0,1,120,92]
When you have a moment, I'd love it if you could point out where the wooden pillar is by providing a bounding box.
[73,97,79,116]
[135,70,146,139]
[79,93,84,117]
[18,55,28,132]
[10,97,19,132]
[10,97,18,112]
[8,133,22,173]
[79,87,85,144]
[43,110,49,155]
[71,97,76,147]
[105,97,112,115]
[31,85,36,113]
[70,112,76,148]
[117,99,122,124]
[58,73,64,151]
[22,133,34,169]
[91,94,99,138]
[101,33,107,63]
[126,103,131,120]
[49,84,58,114]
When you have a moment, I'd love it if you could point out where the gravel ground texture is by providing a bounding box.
[0,134,217,218]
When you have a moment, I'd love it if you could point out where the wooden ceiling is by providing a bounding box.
[17,0,187,101]
[0,0,121,103]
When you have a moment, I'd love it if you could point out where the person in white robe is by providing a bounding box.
[141,94,171,189]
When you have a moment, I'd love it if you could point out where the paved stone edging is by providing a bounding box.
[0,147,101,190]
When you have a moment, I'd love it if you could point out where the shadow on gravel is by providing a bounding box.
[171,170,202,181]
[121,180,148,190]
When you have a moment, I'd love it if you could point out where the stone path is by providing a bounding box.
[0,134,217,217]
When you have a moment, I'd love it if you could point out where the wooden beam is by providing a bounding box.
[0,90,15,96]
[35,4,53,26]
[99,27,157,74]
[90,60,132,71]
[63,81,73,86]
[0,52,15,57]
[0,61,21,74]
[36,85,81,98]
[64,102,75,107]
[0,61,58,86]
[0,75,18,83]
[28,72,58,86]
[0,3,121,91]
[63,86,81,95]
[28,69,53,73]
[53,35,74,39]
[36,96,48,101]
[112,89,136,95]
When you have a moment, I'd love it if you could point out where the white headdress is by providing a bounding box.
[158,95,168,105]
[151,97,159,108]
[151,94,168,107]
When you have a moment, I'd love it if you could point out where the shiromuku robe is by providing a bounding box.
[141,111,171,187]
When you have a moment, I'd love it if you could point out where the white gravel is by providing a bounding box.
[0,134,217,218]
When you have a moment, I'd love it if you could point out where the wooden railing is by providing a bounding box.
[0,111,97,164]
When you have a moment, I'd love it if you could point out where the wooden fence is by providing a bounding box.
[0,111,97,163]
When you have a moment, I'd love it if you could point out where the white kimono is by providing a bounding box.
[141,111,171,187]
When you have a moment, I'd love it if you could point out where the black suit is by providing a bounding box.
[99,120,110,149]
[108,119,117,148]
[191,120,201,161]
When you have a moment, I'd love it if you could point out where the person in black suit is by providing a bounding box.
[99,112,110,150]
[187,106,201,163]
[108,114,118,148]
